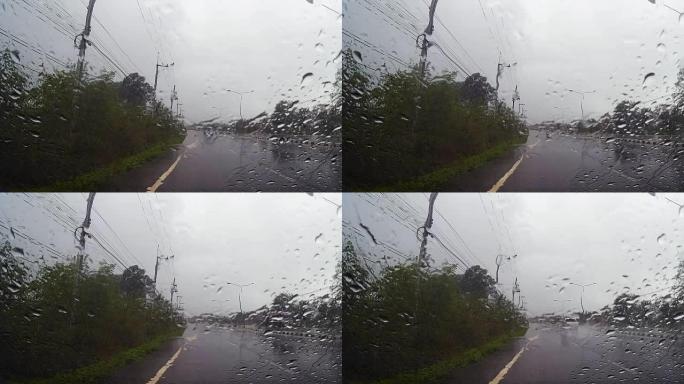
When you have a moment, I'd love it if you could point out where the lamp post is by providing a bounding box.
[569,282,596,314]
[226,90,254,120]
[227,281,255,327]
[566,89,596,121]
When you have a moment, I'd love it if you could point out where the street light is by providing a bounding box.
[569,282,596,314]
[494,253,517,284]
[566,89,596,121]
[225,89,254,120]
[226,281,255,327]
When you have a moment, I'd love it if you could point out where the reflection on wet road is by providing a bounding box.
[450,130,684,192]
[110,130,341,191]
[449,323,683,383]
[107,323,341,384]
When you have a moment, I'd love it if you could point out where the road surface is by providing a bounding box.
[107,130,341,191]
[448,130,684,192]
[447,322,683,383]
[106,324,341,384]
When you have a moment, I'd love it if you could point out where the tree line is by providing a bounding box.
[342,49,527,189]
[566,68,684,136]
[342,241,527,382]
[592,259,684,328]
[0,48,185,189]
[0,239,184,381]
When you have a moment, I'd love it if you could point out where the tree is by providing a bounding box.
[461,73,495,106]
[0,49,28,121]
[119,73,153,107]
[458,265,496,298]
[120,265,151,299]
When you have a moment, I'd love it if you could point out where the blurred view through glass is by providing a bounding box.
[343,0,684,192]
[0,193,341,383]
[343,193,684,383]
[0,0,341,191]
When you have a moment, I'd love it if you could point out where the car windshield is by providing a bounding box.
[0,0,341,191]
[343,0,684,192]
[343,192,684,383]
[0,193,341,383]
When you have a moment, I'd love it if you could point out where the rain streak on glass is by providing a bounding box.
[342,193,684,383]
[0,0,341,191]
[343,0,684,192]
[0,193,341,383]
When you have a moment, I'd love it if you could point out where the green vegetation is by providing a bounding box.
[590,259,684,327]
[0,49,185,190]
[0,239,185,382]
[17,331,181,384]
[342,241,527,383]
[359,331,524,384]
[368,139,523,192]
[342,50,527,190]
[35,138,182,192]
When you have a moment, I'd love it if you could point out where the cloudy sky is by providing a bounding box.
[0,193,341,316]
[345,0,684,123]
[344,193,683,316]
[1,0,341,122]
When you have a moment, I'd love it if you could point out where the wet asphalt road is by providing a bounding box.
[448,130,684,192]
[107,323,341,384]
[108,130,341,191]
[447,322,684,384]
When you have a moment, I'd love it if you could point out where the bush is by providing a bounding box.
[0,240,184,381]
[0,49,185,189]
[342,50,527,189]
[342,241,527,382]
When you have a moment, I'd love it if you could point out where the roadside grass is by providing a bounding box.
[31,135,184,192]
[351,327,528,384]
[13,328,185,384]
[355,139,526,192]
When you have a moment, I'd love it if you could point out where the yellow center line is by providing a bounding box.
[147,151,184,192]
[146,344,183,384]
[488,335,538,384]
[488,139,540,192]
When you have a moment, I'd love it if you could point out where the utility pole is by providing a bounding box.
[226,89,254,120]
[417,193,439,267]
[76,193,96,276]
[170,277,177,304]
[170,85,177,111]
[71,192,95,326]
[495,61,511,96]
[153,58,174,95]
[417,0,439,78]
[75,0,97,81]
[512,85,520,111]
[153,245,174,288]
[512,277,520,304]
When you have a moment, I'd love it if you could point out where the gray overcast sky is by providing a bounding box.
[0,193,341,316]
[1,0,341,122]
[345,0,684,123]
[344,193,684,316]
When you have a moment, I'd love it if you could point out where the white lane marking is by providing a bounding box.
[488,335,538,384]
[146,344,183,384]
[488,140,540,192]
[147,152,184,192]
